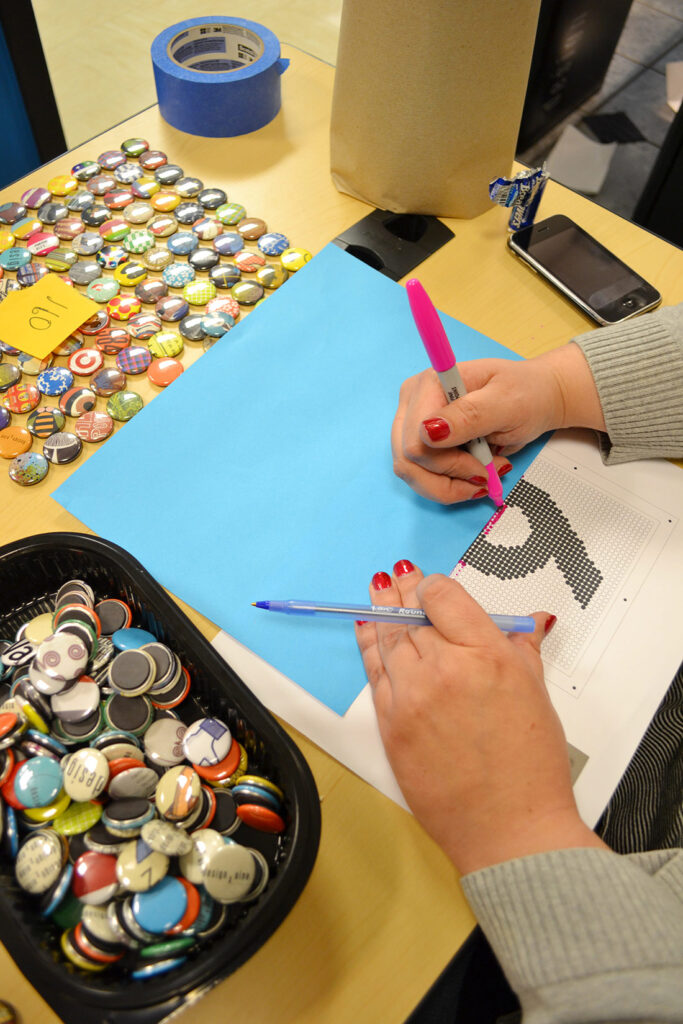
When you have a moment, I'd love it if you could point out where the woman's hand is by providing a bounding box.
[392,344,606,504]
[355,560,606,875]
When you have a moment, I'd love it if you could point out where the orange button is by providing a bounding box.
[0,426,32,459]
[147,357,184,388]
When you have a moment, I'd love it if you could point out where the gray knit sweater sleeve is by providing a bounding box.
[571,303,683,464]
[461,847,683,1024]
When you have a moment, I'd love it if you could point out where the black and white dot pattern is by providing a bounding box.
[452,455,664,695]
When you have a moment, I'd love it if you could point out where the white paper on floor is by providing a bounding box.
[546,124,617,195]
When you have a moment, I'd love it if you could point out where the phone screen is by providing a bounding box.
[526,225,643,309]
[510,215,661,323]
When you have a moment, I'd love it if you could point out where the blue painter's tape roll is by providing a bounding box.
[151,17,289,138]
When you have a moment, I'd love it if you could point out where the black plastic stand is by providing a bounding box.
[332,209,454,281]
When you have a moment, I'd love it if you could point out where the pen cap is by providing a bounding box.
[406,279,454,372]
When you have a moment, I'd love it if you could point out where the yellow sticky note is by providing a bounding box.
[0,275,100,359]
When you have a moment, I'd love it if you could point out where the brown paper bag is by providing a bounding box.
[330,0,541,218]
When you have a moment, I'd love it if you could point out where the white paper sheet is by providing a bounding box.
[212,430,683,827]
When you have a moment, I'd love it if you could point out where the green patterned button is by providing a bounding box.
[216,202,246,225]
[107,390,144,421]
[124,229,154,254]
[183,280,216,306]
[53,800,103,835]
[148,331,184,358]
[44,248,78,271]
[121,137,149,158]
[87,277,120,302]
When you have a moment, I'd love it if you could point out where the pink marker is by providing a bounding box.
[406,278,503,506]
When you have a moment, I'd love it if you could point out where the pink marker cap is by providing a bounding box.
[406,278,455,373]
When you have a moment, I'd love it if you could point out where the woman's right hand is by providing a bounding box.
[392,344,606,504]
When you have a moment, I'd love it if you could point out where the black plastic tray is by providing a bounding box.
[0,532,321,1024]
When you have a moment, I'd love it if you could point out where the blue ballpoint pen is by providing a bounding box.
[252,600,535,633]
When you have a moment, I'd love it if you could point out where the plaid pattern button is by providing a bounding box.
[116,346,152,375]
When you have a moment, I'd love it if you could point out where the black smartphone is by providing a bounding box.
[508,214,662,326]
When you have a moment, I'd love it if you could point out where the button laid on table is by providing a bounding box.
[16,262,50,287]
[135,279,167,304]
[14,216,44,238]
[189,248,219,273]
[114,162,144,184]
[52,333,82,357]
[26,231,59,256]
[126,312,161,339]
[0,408,10,430]
[4,382,40,412]
[17,352,53,376]
[197,187,227,209]
[183,280,216,306]
[147,358,183,388]
[209,263,240,289]
[121,137,149,158]
[99,218,130,243]
[114,260,147,287]
[155,295,189,322]
[175,176,203,198]
[144,246,174,271]
[69,348,104,377]
[151,191,180,213]
[97,150,127,171]
[132,177,161,200]
[213,232,244,257]
[230,280,264,306]
[237,216,267,240]
[0,201,27,224]
[174,201,204,225]
[0,423,31,456]
[147,213,177,237]
[71,160,101,182]
[68,260,101,285]
[154,163,183,186]
[74,410,114,443]
[124,228,154,254]
[201,311,235,338]
[115,346,151,375]
[258,231,290,255]
[0,364,22,391]
[67,189,96,213]
[47,174,78,196]
[107,294,142,321]
[280,246,312,271]
[0,227,14,251]
[191,216,221,240]
[162,263,195,288]
[97,244,128,269]
[55,217,85,241]
[72,231,103,256]
[256,263,288,290]
[147,331,183,358]
[43,432,82,465]
[86,277,120,303]
[0,248,32,272]
[216,203,246,226]
[21,187,51,209]
[167,231,198,256]
[80,309,110,334]
[106,390,144,421]
[90,366,125,398]
[125,201,154,224]
[81,204,110,228]
[178,313,205,341]
[139,150,167,171]
[59,386,96,416]
[27,406,65,438]
[87,174,117,196]
[37,367,74,397]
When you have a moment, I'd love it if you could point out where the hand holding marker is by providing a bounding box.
[405,278,504,506]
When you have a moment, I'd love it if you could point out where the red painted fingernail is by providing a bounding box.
[499,462,513,477]
[468,476,487,486]
[393,559,414,576]
[544,614,557,635]
[355,620,368,626]
[470,488,488,500]
[422,417,450,442]
[372,571,392,590]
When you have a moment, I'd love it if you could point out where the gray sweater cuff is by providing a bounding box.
[572,303,683,465]
[461,848,683,1021]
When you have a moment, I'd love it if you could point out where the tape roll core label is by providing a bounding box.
[168,24,264,73]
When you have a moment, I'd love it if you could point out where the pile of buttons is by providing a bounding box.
[0,138,313,487]
[0,576,287,979]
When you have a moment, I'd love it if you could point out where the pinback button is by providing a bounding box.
[136,278,167,303]
[151,191,179,213]
[80,309,111,335]
[26,230,59,255]
[59,385,96,416]
[82,204,110,228]
[62,747,109,800]
[52,705,103,744]
[41,430,80,464]
[36,367,74,397]
[103,188,134,210]
[144,246,174,271]
[139,150,168,171]
[84,822,128,856]
[141,819,193,857]
[216,202,246,226]
[231,280,264,305]
[107,293,142,321]
[183,717,231,767]
[0,408,10,431]
[51,679,100,723]
[209,263,240,289]
[162,263,195,288]
[69,260,102,286]
[142,642,178,689]
[166,876,202,933]
[17,352,53,376]
[175,201,204,225]
[97,150,127,171]
[47,173,78,196]
[24,612,55,645]
[111,627,157,650]
[102,797,155,832]
[72,230,103,256]
[131,177,160,201]
[178,312,206,341]
[9,452,49,486]
[16,829,66,893]
[211,789,240,835]
[121,137,150,158]
[37,201,68,225]
[55,216,85,240]
[183,280,216,305]
[156,765,201,823]
[17,261,50,286]
[71,160,100,181]
[95,599,132,634]
[68,347,104,376]
[143,717,187,767]
[196,187,226,209]
[236,803,285,833]
[232,782,282,811]
[95,326,130,355]
[116,345,151,375]
[53,800,103,836]
[104,693,153,736]
[116,837,169,891]
[203,841,256,903]
[147,212,177,237]
[239,774,285,800]
[114,260,147,287]
[87,174,117,196]
[237,216,267,240]
[256,263,288,289]
[149,667,190,710]
[191,216,221,240]
[125,200,154,223]
[27,406,65,438]
[74,410,114,442]
[97,243,128,268]
[132,875,187,934]
[4,382,40,413]
[108,764,158,800]
[22,186,51,208]
[0,426,32,459]
[99,215,129,240]
[0,366,22,394]
[177,828,224,884]
[167,230,198,255]
[258,231,290,255]
[28,661,68,697]
[68,190,96,214]
[155,295,189,321]
[37,631,88,680]
[14,756,63,808]
[213,231,244,257]
[40,859,74,916]
[127,311,161,339]
[91,366,126,397]
[107,390,144,421]
[148,330,183,358]
[108,648,156,695]
[73,850,119,904]
[201,311,234,338]
[147,358,183,388]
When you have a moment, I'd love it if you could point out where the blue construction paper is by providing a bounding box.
[54,243,545,714]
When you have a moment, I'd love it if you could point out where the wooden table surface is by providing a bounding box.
[1,44,681,1024]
